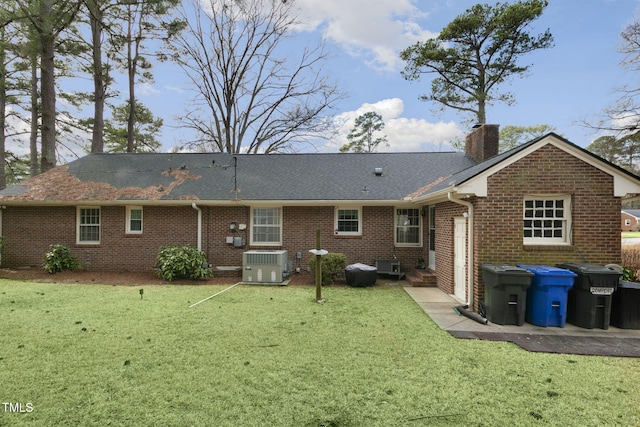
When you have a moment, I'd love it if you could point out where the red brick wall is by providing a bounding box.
[1,204,426,274]
[621,212,638,232]
[433,202,467,295]
[469,145,621,309]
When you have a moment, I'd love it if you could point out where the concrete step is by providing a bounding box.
[406,268,437,287]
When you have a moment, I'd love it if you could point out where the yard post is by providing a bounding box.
[315,229,322,303]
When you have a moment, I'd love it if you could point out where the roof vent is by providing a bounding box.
[374,167,383,176]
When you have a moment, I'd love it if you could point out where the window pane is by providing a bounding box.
[337,209,359,233]
[253,208,281,243]
[523,197,567,243]
[79,208,100,242]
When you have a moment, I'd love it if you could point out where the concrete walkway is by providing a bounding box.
[403,284,640,339]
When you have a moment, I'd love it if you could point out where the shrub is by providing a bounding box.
[43,244,81,274]
[309,253,347,285]
[155,245,212,281]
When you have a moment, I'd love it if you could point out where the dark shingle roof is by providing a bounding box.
[0,151,477,203]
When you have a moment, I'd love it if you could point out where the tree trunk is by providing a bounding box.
[30,53,39,177]
[39,0,56,172]
[0,27,7,189]
[88,0,104,153]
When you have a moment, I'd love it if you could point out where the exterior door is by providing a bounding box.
[454,217,466,301]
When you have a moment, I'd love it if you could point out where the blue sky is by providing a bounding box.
[81,0,640,154]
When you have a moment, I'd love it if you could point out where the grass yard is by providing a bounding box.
[1,280,639,426]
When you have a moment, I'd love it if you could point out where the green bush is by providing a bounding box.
[309,252,347,285]
[43,244,81,274]
[155,245,212,281]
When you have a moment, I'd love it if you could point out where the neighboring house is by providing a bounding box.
[621,209,640,231]
[1,124,640,311]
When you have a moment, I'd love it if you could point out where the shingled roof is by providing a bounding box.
[0,151,478,204]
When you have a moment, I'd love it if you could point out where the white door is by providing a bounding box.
[454,217,466,301]
[428,206,436,270]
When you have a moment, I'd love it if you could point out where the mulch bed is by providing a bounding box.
[449,331,640,357]
[0,267,320,286]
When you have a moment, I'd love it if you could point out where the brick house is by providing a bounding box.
[1,124,639,311]
[621,209,640,231]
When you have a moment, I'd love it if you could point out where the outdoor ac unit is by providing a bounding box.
[242,250,289,283]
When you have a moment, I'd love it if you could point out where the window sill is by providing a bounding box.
[524,244,573,252]
[333,235,362,239]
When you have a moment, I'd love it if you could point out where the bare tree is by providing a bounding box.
[590,21,640,136]
[168,0,341,153]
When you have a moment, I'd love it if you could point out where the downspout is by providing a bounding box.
[448,192,474,308]
[192,202,202,251]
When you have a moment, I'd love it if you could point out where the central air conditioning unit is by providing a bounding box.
[242,250,289,284]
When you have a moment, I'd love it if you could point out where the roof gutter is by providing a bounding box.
[192,202,202,251]
[447,192,474,308]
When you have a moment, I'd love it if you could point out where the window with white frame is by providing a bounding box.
[395,208,422,246]
[126,206,143,234]
[77,207,100,244]
[625,219,631,226]
[523,196,571,245]
[251,207,282,245]
[335,207,361,236]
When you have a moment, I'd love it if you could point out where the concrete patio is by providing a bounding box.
[402,285,640,357]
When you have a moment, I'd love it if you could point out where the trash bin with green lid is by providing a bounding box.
[517,265,576,327]
[556,263,621,329]
[481,264,533,325]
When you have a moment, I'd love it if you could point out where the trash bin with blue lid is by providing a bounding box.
[481,264,533,325]
[556,263,621,329]
[517,265,576,327]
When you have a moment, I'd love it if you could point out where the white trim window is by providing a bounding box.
[523,196,571,245]
[395,208,422,247]
[335,207,362,236]
[77,207,101,244]
[251,207,282,245]
[126,206,143,234]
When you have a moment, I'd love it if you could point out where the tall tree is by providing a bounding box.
[109,0,182,153]
[587,134,640,174]
[499,124,555,152]
[167,0,341,154]
[400,0,553,125]
[340,112,388,153]
[17,0,81,173]
[104,100,162,153]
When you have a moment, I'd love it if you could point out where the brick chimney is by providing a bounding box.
[465,124,499,162]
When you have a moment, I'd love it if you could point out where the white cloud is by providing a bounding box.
[294,0,436,71]
[320,98,462,152]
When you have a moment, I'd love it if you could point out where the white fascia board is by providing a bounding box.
[454,135,640,199]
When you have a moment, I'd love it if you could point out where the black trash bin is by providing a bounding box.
[345,263,377,287]
[481,264,533,325]
[556,263,621,329]
[611,281,640,329]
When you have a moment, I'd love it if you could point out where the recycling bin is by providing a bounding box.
[517,265,576,327]
[481,264,533,325]
[556,263,621,329]
[345,263,377,287]
[611,281,640,329]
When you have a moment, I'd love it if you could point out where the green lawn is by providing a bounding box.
[622,232,640,238]
[1,280,639,426]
